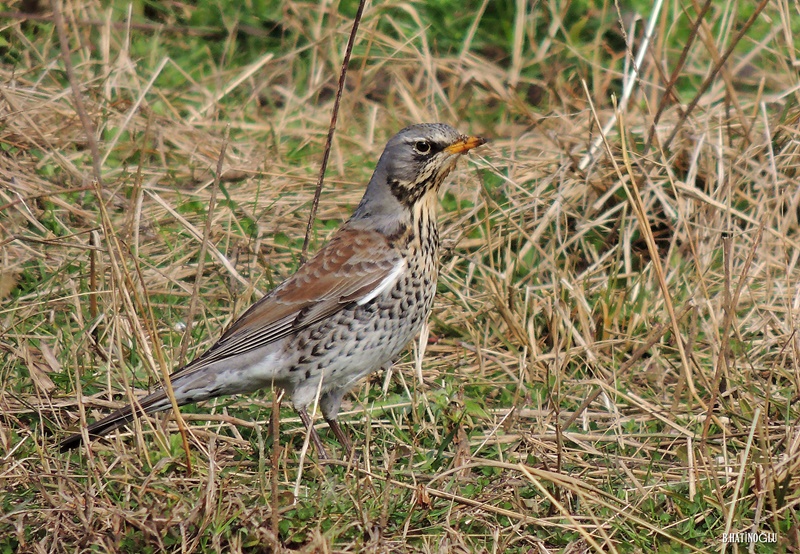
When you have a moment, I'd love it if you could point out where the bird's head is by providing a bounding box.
[352,123,487,227]
[380,123,486,206]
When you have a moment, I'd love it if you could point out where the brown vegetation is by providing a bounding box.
[1,0,799,551]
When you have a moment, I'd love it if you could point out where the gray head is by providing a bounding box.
[350,123,486,227]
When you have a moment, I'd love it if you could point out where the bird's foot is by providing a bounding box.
[297,407,330,460]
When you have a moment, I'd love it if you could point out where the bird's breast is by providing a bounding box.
[389,199,440,321]
[278,200,441,404]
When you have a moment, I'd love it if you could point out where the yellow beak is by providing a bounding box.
[445,135,488,154]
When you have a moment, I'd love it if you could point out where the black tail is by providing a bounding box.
[59,391,171,452]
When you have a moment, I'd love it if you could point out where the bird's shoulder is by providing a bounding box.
[208,227,404,350]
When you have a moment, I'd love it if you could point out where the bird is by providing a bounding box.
[59,123,487,458]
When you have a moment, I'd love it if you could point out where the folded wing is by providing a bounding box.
[166,228,403,380]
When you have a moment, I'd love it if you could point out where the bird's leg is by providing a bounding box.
[296,407,328,460]
[325,417,354,460]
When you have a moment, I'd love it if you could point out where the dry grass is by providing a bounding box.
[2,0,800,551]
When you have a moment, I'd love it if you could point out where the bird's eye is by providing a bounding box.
[413,140,432,155]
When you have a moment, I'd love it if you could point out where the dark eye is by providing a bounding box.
[413,140,432,155]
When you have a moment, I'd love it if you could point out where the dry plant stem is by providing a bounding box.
[270,390,282,545]
[517,465,610,553]
[320,460,695,548]
[617,111,707,411]
[179,127,229,367]
[561,302,695,430]
[642,0,712,152]
[582,83,706,411]
[701,225,763,441]
[89,232,98,341]
[293,352,329,493]
[87,231,108,362]
[0,185,94,214]
[145,189,253,289]
[300,0,367,263]
[661,0,770,152]
[0,11,276,38]
[379,449,397,530]
[101,57,171,167]
[578,0,664,171]
[131,243,194,473]
[50,0,102,185]
[190,55,275,124]
[549,275,564,476]
[458,0,490,62]
[72,327,98,484]
[685,0,752,143]
[90,178,193,471]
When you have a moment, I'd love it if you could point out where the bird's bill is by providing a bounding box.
[445,135,487,154]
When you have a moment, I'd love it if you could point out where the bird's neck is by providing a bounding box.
[398,188,439,259]
[348,181,441,245]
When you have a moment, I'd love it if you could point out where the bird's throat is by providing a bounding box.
[411,189,440,254]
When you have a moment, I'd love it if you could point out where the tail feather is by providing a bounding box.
[59,391,171,452]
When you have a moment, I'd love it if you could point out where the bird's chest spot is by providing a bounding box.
[384,217,439,327]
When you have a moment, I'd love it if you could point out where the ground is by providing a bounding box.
[1,0,799,552]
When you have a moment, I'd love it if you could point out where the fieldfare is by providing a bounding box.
[59,123,487,457]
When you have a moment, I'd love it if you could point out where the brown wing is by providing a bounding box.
[172,228,403,377]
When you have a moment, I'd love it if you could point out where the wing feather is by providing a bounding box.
[172,228,402,377]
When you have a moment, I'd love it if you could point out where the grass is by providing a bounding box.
[2,0,799,551]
